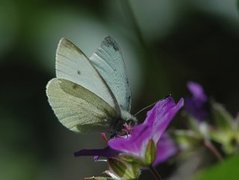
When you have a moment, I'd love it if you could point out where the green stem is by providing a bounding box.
[120,0,170,97]
[120,0,147,50]
[204,139,224,161]
[149,165,162,180]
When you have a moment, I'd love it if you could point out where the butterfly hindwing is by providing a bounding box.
[46,78,117,132]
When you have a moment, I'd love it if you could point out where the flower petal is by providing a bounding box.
[187,81,207,102]
[145,97,184,142]
[153,133,178,166]
[74,146,120,158]
[109,97,184,160]
[185,81,208,121]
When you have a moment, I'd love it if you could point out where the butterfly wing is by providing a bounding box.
[46,38,121,132]
[46,78,117,132]
[90,36,132,112]
[55,38,119,112]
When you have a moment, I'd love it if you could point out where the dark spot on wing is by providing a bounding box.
[72,84,78,89]
[103,36,120,51]
[77,70,81,75]
[127,96,131,102]
[126,78,129,85]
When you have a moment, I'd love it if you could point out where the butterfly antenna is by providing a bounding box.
[134,101,157,117]
[134,95,172,117]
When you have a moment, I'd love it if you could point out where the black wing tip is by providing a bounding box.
[102,36,120,51]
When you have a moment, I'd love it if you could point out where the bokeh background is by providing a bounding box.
[1,0,239,179]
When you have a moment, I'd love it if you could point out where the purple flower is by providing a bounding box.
[154,133,178,165]
[75,97,183,167]
[109,97,184,165]
[74,146,120,158]
[185,81,208,121]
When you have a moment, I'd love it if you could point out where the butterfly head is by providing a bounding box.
[110,110,137,137]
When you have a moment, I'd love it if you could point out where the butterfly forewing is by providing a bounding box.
[90,36,132,112]
[46,78,117,132]
[56,38,118,111]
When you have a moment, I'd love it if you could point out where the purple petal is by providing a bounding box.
[108,97,184,159]
[144,97,184,142]
[185,81,208,121]
[185,98,208,121]
[187,81,207,102]
[108,124,151,158]
[153,134,178,166]
[74,146,120,158]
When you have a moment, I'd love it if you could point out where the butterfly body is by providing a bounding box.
[46,36,136,133]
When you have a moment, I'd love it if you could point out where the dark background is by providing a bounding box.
[1,0,239,179]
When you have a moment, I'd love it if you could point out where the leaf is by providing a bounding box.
[108,157,140,179]
[119,154,144,165]
[172,130,202,150]
[211,102,233,130]
[144,139,156,165]
[108,158,127,177]
[194,155,239,180]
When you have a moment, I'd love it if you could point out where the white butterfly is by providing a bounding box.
[46,36,136,133]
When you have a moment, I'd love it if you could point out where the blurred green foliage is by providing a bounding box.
[195,155,239,180]
[1,0,239,179]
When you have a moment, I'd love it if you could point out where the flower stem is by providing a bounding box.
[204,139,224,161]
[120,0,170,95]
[120,0,146,50]
[149,165,162,180]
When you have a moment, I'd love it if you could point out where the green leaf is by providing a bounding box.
[211,102,233,130]
[194,155,239,180]
[144,139,156,165]
[172,130,202,150]
[119,154,144,165]
[108,157,140,179]
[210,129,239,155]
[187,115,201,132]
[108,158,127,177]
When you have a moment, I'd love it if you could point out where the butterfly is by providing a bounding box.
[46,36,136,133]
